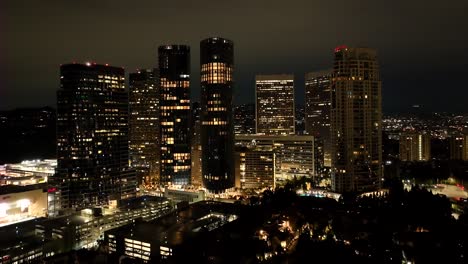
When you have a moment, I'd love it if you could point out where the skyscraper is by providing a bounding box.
[399,130,431,161]
[256,75,295,135]
[191,102,202,187]
[305,70,333,176]
[200,37,234,192]
[128,69,159,188]
[330,46,382,193]
[54,63,136,210]
[158,45,191,186]
[234,104,255,135]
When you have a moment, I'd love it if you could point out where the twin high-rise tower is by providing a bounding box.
[200,38,235,192]
[156,39,235,191]
[55,38,235,211]
[155,39,236,191]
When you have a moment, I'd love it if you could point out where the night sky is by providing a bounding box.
[3,0,468,113]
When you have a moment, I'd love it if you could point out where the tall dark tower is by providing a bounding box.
[330,46,382,193]
[200,37,234,192]
[158,45,191,186]
[305,70,332,176]
[54,63,136,210]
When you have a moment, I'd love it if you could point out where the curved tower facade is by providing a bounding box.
[200,37,234,192]
[330,46,382,193]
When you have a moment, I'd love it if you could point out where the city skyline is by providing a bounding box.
[3,1,468,113]
[2,1,468,263]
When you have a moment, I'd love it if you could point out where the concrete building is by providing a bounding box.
[164,188,205,203]
[0,184,48,226]
[400,131,431,161]
[0,159,56,186]
[105,201,238,263]
[330,46,382,193]
[449,132,468,160]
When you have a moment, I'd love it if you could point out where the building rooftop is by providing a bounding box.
[107,201,239,246]
[0,183,47,196]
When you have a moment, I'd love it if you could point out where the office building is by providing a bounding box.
[128,69,160,188]
[237,149,275,189]
[305,70,332,175]
[330,47,382,193]
[200,37,234,192]
[235,135,314,186]
[449,132,468,160]
[191,102,202,186]
[105,201,238,263]
[234,104,255,135]
[54,63,136,210]
[399,131,431,161]
[255,75,295,135]
[158,45,191,186]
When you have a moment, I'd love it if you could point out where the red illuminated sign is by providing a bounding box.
[334,45,348,53]
[47,187,57,193]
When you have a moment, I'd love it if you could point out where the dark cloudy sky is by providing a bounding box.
[2,0,468,112]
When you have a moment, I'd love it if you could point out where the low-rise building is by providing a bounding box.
[235,135,314,187]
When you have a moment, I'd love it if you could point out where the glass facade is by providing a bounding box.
[191,102,202,186]
[128,69,160,188]
[158,45,191,186]
[200,37,235,193]
[255,75,295,135]
[234,104,255,135]
[305,70,332,176]
[55,63,136,209]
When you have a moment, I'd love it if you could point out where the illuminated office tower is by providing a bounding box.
[399,131,431,161]
[128,69,159,188]
[255,75,295,135]
[449,132,468,160]
[191,102,202,187]
[200,37,234,192]
[330,46,382,193]
[305,70,333,176]
[158,45,191,186]
[237,149,275,189]
[55,63,136,210]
